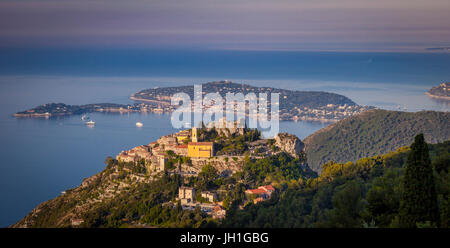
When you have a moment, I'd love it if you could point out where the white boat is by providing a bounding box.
[85,120,95,126]
[81,114,89,121]
[136,122,143,127]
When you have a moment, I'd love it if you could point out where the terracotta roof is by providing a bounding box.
[246,189,266,195]
[213,205,224,212]
[175,145,188,149]
[260,185,275,191]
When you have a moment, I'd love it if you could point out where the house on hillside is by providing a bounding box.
[245,185,275,204]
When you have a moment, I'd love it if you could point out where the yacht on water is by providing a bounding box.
[85,120,95,126]
[136,122,143,127]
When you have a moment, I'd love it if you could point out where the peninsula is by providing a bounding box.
[13,102,166,117]
[426,82,450,100]
[14,81,374,122]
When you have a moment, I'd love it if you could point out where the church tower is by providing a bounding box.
[192,127,198,142]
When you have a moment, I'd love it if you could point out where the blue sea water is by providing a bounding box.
[0,49,449,226]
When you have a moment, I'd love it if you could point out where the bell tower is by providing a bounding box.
[192,127,198,142]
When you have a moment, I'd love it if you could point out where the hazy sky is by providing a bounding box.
[1,0,449,51]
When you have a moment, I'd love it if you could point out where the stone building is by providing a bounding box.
[245,185,275,203]
[158,157,167,171]
[201,191,217,202]
[176,130,190,143]
[178,186,196,204]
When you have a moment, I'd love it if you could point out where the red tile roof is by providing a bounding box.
[246,189,266,195]
[260,185,275,191]
[213,205,224,212]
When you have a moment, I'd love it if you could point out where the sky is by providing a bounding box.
[0,0,449,52]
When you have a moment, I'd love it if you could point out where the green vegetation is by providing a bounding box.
[80,173,213,228]
[222,137,450,228]
[13,110,449,229]
[134,81,357,110]
[399,134,439,227]
[239,153,316,187]
[15,102,141,116]
[304,109,450,172]
[199,126,261,156]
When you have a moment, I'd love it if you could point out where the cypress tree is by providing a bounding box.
[399,134,439,227]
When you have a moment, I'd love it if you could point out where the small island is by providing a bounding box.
[13,102,166,117]
[426,82,450,100]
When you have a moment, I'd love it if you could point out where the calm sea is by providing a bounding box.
[0,50,449,226]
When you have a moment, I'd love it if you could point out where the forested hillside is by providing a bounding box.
[304,110,450,172]
[222,139,450,228]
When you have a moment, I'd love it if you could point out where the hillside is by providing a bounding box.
[12,127,315,228]
[11,123,449,228]
[304,109,450,172]
[222,140,450,228]
[133,81,357,108]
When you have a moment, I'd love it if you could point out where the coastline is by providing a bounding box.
[13,108,140,118]
[425,91,450,101]
[130,94,171,106]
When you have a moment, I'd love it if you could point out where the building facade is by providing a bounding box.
[188,142,214,158]
[179,186,196,204]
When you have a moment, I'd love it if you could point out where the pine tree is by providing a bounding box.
[399,134,439,227]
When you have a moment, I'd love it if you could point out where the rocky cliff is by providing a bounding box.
[274,133,305,158]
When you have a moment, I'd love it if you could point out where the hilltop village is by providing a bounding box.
[115,119,298,219]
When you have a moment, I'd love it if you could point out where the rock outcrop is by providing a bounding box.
[274,133,304,158]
